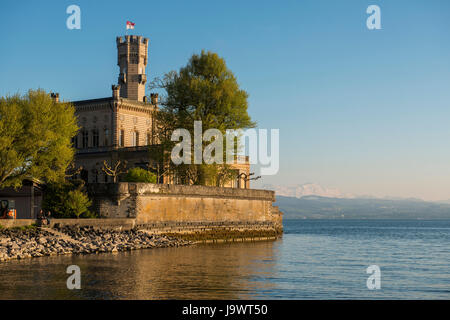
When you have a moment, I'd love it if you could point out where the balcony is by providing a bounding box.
[75,145,152,155]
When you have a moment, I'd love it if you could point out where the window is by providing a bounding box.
[119,129,125,147]
[146,132,151,145]
[92,129,99,147]
[132,131,139,146]
[104,128,109,146]
[82,130,89,148]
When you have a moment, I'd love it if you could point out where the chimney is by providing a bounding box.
[112,85,121,99]
[50,92,59,103]
[150,93,159,105]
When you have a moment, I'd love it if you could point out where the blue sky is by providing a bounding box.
[1,0,450,200]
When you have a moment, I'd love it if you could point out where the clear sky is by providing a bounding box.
[1,0,450,201]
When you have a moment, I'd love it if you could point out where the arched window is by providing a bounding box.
[82,130,89,148]
[119,129,125,147]
[132,131,139,147]
[92,128,99,147]
[104,128,109,146]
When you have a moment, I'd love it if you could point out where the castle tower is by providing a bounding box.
[116,35,149,102]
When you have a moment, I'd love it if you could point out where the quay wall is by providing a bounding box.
[89,183,283,241]
[1,184,283,242]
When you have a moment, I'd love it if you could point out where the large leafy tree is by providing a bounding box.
[151,50,255,185]
[0,89,79,189]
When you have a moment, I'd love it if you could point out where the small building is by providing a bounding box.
[0,180,44,219]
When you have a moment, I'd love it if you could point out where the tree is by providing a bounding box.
[0,89,78,189]
[66,189,92,218]
[150,50,255,185]
[146,144,170,183]
[102,160,127,183]
[124,167,157,183]
[42,180,94,218]
[65,162,83,178]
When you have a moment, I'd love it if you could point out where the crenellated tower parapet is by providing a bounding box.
[116,35,149,102]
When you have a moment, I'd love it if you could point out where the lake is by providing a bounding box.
[0,219,449,299]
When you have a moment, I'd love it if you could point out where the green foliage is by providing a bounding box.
[66,189,92,218]
[42,181,94,218]
[124,167,157,183]
[12,224,37,231]
[151,51,255,185]
[0,89,79,189]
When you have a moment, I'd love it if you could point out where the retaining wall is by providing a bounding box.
[89,183,283,241]
[0,219,36,228]
[2,184,283,242]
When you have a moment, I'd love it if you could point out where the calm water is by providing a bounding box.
[0,219,449,299]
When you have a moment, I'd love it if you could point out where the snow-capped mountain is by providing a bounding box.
[261,183,355,199]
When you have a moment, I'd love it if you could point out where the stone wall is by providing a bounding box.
[0,219,36,228]
[89,183,283,241]
[2,184,283,242]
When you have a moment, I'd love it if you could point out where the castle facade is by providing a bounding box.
[61,35,249,188]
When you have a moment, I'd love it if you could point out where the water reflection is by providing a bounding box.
[0,240,281,300]
[2,220,449,299]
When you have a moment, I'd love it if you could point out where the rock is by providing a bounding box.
[0,224,190,261]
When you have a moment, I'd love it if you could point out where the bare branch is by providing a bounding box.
[102,160,128,183]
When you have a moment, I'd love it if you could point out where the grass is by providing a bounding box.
[10,224,37,231]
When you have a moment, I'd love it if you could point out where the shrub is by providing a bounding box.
[66,189,92,218]
[42,181,95,218]
[12,224,36,231]
[124,167,156,183]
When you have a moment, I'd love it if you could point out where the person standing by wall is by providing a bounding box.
[46,211,51,225]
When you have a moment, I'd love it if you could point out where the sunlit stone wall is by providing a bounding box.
[89,183,283,240]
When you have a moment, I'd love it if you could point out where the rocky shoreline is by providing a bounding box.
[0,225,191,262]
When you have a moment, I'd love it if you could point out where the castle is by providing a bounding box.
[61,35,250,188]
[2,35,282,238]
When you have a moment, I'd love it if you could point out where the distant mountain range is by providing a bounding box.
[262,183,441,202]
[262,183,450,219]
[275,195,450,219]
[261,183,355,199]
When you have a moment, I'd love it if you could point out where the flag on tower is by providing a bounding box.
[126,21,135,30]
